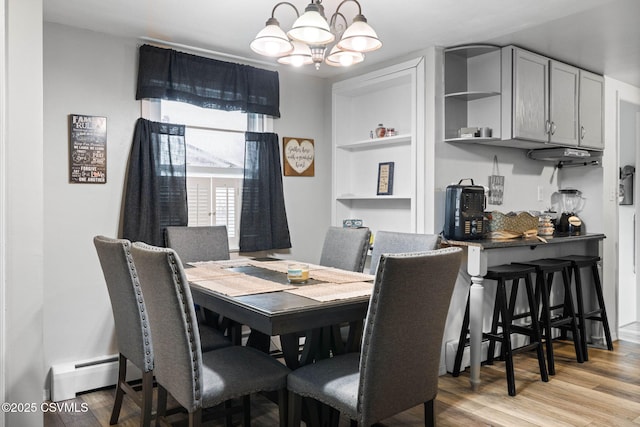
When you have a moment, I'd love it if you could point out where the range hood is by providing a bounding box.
[527,147,595,162]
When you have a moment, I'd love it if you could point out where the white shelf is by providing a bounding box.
[444,137,502,143]
[445,91,500,101]
[336,134,412,151]
[336,195,412,201]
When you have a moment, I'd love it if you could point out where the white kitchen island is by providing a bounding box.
[443,233,605,391]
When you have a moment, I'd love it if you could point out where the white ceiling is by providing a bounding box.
[44,0,640,86]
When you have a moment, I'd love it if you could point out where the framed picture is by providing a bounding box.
[68,114,107,184]
[376,162,394,195]
[283,137,315,176]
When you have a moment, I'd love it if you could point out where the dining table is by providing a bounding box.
[186,257,375,369]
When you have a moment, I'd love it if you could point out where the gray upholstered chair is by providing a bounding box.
[319,226,371,272]
[165,225,231,262]
[165,225,231,336]
[287,247,463,427]
[130,242,290,427]
[93,235,155,427]
[369,231,440,274]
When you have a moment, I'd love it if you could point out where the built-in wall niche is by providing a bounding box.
[444,45,501,142]
[332,57,425,234]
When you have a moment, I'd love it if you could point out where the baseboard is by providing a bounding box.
[51,354,141,402]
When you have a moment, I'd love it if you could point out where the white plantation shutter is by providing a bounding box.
[187,177,213,226]
[187,177,241,247]
[215,185,236,236]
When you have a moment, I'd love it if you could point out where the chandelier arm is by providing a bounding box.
[271,2,300,19]
[334,0,362,17]
[328,11,349,35]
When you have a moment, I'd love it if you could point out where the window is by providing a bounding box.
[145,99,270,250]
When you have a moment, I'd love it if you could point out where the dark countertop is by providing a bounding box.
[442,232,605,250]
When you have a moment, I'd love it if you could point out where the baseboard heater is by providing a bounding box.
[51,354,141,402]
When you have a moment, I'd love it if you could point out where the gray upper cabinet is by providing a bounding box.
[578,70,605,150]
[549,61,579,147]
[503,46,580,148]
[444,44,604,152]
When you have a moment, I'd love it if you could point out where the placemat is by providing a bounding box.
[308,268,375,284]
[191,275,296,297]
[285,281,373,302]
[184,266,242,282]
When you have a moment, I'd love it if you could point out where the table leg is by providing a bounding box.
[469,275,484,391]
[466,245,487,391]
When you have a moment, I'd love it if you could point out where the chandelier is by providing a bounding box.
[250,0,382,69]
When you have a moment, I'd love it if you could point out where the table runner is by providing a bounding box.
[191,275,296,297]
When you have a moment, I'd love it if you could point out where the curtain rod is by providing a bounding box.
[138,36,277,68]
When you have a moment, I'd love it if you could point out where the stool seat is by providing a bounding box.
[555,254,600,266]
[517,258,572,272]
[452,263,548,396]
[486,265,536,280]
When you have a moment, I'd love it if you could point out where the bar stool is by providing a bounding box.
[554,255,614,360]
[453,264,548,396]
[514,259,584,375]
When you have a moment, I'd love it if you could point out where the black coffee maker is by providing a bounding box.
[444,179,486,240]
[554,189,585,235]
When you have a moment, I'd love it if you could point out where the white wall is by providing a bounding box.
[603,77,640,338]
[3,1,45,426]
[42,23,329,391]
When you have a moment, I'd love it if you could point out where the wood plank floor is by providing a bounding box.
[45,336,640,426]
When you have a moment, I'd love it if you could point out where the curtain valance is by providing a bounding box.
[136,44,281,118]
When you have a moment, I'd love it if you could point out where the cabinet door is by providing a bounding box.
[549,61,579,146]
[513,49,549,143]
[579,70,604,150]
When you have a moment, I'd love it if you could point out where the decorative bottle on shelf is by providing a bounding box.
[375,124,386,138]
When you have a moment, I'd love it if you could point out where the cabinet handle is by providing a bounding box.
[581,126,586,139]
[545,120,551,134]
[550,122,557,135]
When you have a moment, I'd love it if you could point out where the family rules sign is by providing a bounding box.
[69,114,107,184]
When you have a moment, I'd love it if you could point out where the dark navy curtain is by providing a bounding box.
[122,118,187,246]
[136,44,281,117]
[239,132,291,252]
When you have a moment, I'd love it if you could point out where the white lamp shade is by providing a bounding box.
[277,41,314,67]
[336,19,382,52]
[287,9,335,45]
[250,24,293,57]
[325,45,364,67]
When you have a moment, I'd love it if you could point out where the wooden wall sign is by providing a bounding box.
[69,114,107,183]
[283,137,315,177]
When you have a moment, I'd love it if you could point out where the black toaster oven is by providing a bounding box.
[443,179,486,240]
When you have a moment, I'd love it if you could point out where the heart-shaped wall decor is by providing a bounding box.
[283,137,315,176]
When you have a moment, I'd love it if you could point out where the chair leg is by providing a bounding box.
[524,274,548,383]
[561,267,584,363]
[140,371,154,427]
[243,395,251,426]
[110,354,127,425]
[278,389,288,427]
[156,385,167,427]
[288,393,302,427]
[591,263,614,350]
[424,399,435,427]
[188,408,203,427]
[496,279,516,396]
[538,272,556,375]
[452,294,470,376]
[224,400,233,427]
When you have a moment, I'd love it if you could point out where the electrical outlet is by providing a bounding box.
[537,186,544,202]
